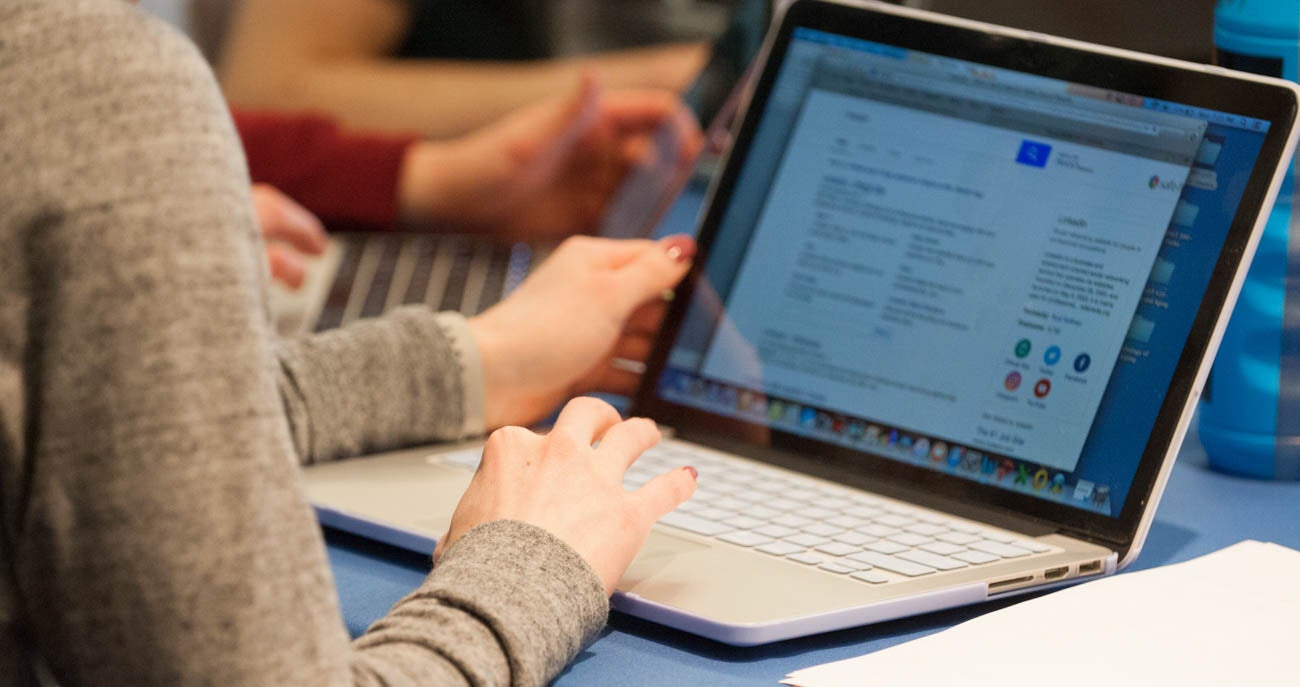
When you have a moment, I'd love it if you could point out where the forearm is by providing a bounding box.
[354,521,608,687]
[224,44,707,137]
[277,309,485,464]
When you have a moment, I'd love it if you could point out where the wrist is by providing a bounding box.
[467,311,514,430]
[397,140,452,226]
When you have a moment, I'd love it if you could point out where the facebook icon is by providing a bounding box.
[1016,140,1052,168]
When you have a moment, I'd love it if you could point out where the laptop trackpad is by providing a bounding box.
[622,530,711,583]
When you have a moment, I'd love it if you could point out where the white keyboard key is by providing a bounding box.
[887,532,933,547]
[849,551,936,577]
[814,542,862,557]
[659,512,734,537]
[862,524,901,538]
[723,470,762,485]
[882,502,918,515]
[833,532,877,546]
[826,515,869,529]
[818,497,853,511]
[845,505,885,519]
[718,531,773,548]
[746,505,782,520]
[969,540,1033,558]
[904,523,949,536]
[755,524,800,539]
[952,550,1001,565]
[756,541,805,556]
[786,489,821,502]
[819,562,856,574]
[1013,539,1052,553]
[723,515,765,530]
[919,542,966,556]
[768,498,804,511]
[714,497,751,512]
[802,523,845,538]
[832,557,869,571]
[787,553,823,565]
[948,521,984,534]
[876,514,916,527]
[694,507,738,522]
[771,514,813,528]
[898,549,968,571]
[675,501,703,514]
[913,511,950,524]
[866,541,909,555]
[693,487,725,501]
[936,532,982,545]
[980,530,1017,543]
[851,570,890,584]
[799,506,836,520]
[785,533,831,548]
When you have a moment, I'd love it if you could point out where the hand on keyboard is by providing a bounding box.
[435,397,697,596]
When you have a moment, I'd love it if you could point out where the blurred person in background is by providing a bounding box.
[219,0,710,136]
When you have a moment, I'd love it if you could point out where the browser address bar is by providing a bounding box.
[869,68,1164,137]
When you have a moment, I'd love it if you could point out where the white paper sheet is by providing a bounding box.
[783,541,1300,687]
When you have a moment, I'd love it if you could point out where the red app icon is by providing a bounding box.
[1034,378,1052,398]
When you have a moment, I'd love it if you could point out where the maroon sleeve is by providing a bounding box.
[232,109,420,232]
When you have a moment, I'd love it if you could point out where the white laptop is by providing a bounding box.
[303,0,1300,645]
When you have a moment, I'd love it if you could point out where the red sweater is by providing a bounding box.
[232,110,419,232]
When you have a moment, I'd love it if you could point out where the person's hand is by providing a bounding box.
[252,183,328,289]
[468,233,696,430]
[434,396,697,595]
[399,73,703,242]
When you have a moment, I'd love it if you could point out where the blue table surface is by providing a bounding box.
[326,430,1300,685]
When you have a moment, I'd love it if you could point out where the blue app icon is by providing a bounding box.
[1016,140,1052,168]
[1074,353,1092,373]
[1044,345,1061,366]
[800,407,817,428]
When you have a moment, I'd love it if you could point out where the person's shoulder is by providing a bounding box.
[2,0,214,94]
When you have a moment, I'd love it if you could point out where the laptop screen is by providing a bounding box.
[648,26,1274,519]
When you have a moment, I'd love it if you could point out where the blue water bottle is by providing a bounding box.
[1199,0,1300,479]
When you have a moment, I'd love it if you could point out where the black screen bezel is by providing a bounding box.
[631,0,1297,549]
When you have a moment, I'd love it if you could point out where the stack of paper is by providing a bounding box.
[784,541,1300,687]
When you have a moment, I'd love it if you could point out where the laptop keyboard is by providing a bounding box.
[314,234,546,332]
[437,439,1057,585]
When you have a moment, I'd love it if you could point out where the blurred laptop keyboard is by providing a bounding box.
[314,233,549,331]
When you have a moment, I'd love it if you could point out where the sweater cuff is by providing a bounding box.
[426,521,609,686]
[433,312,485,438]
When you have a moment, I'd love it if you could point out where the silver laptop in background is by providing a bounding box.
[303,0,1299,645]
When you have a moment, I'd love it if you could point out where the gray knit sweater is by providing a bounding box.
[0,1,607,684]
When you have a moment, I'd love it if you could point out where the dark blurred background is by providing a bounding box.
[147,0,1217,67]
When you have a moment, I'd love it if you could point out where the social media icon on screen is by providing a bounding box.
[1005,371,1022,391]
[1016,140,1052,168]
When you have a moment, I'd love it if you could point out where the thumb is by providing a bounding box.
[632,466,698,523]
[512,71,602,175]
[613,234,696,313]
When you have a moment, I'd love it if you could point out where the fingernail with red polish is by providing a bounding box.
[684,466,698,480]
[663,236,696,263]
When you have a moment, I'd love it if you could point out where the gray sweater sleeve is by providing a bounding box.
[0,2,606,685]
